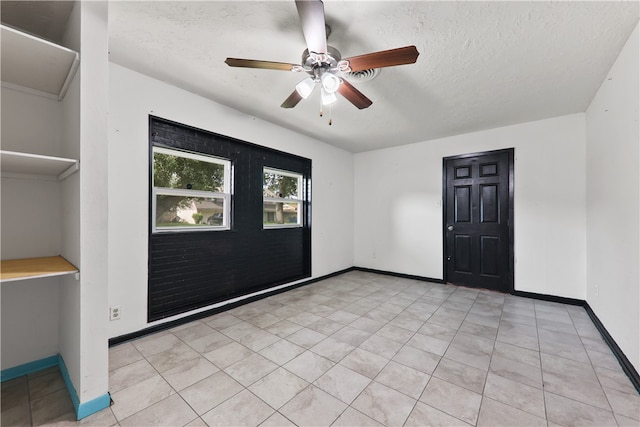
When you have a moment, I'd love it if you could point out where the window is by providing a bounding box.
[149,117,311,320]
[152,146,231,232]
[263,168,303,227]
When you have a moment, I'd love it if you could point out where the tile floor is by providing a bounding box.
[2,271,640,426]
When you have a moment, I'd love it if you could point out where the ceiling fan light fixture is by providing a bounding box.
[321,88,337,105]
[337,60,351,73]
[225,1,419,115]
[295,77,315,99]
[321,72,341,94]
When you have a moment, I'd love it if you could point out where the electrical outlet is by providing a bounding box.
[110,306,121,321]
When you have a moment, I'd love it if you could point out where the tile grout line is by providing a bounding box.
[157,331,208,427]
[340,280,422,427]
[567,305,620,418]
[26,374,34,427]
[119,331,210,425]
[82,274,640,426]
[536,302,621,424]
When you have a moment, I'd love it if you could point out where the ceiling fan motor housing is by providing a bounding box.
[224,0,419,111]
[302,45,341,72]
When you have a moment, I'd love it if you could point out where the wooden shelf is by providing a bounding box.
[1,150,79,180]
[1,24,79,100]
[1,256,78,283]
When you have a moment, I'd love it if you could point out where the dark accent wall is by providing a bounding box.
[148,116,311,321]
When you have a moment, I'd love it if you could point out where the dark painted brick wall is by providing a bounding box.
[148,116,311,321]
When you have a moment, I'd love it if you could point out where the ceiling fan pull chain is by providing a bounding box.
[329,104,333,126]
[225,1,419,114]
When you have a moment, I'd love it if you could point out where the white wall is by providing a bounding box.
[58,0,110,408]
[0,86,63,156]
[0,175,62,260]
[57,0,82,403]
[77,0,110,404]
[0,88,63,369]
[1,279,60,369]
[586,21,639,372]
[1,87,63,260]
[108,63,354,338]
[354,113,587,299]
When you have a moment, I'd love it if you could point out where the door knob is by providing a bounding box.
[447,225,454,231]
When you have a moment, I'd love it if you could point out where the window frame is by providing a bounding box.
[262,167,304,229]
[152,146,232,233]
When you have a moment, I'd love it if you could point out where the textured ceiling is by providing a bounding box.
[6,2,639,153]
[108,1,639,152]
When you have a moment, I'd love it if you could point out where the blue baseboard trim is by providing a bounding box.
[57,355,80,413]
[57,354,111,420]
[0,355,59,382]
[77,393,111,420]
[1,354,110,420]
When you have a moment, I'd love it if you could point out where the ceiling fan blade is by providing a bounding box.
[225,58,299,71]
[295,0,327,54]
[281,90,303,108]
[344,45,420,72]
[338,79,372,110]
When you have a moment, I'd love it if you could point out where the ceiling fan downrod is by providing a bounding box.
[224,0,419,113]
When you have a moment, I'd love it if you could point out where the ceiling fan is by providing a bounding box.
[225,0,419,114]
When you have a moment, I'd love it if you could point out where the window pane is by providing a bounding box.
[156,195,225,228]
[263,202,300,225]
[154,151,225,192]
[263,172,299,199]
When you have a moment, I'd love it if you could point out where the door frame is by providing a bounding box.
[442,148,515,292]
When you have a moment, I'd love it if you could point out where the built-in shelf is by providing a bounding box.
[1,256,78,283]
[1,24,79,100]
[1,150,79,181]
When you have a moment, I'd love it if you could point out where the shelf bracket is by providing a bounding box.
[58,53,80,101]
[57,161,79,181]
